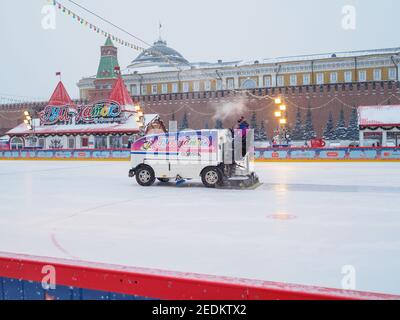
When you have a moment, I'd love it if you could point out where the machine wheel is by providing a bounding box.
[135,165,155,187]
[201,167,222,188]
[157,178,170,183]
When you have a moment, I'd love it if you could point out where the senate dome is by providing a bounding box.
[127,39,189,70]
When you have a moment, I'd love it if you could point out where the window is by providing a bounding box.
[204,80,211,91]
[193,81,200,92]
[130,84,138,95]
[264,76,272,87]
[290,74,297,86]
[10,137,24,150]
[38,138,45,149]
[151,84,158,95]
[277,76,284,87]
[389,68,397,80]
[303,74,310,85]
[182,82,189,93]
[162,83,168,94]
[172,83,179,93]
[216,79,223,90]
[95,136,108,149]
[241,79,257,89]
[68,137,75,149]
[141,85,147,95]
[373,69,382,81]
[344,71,353,83]
[227,78,234,90]
[81,137,89,148]
[358,70,367,82]
[109,136,122,149]
[330,72,338,84]
[316,73,324,85]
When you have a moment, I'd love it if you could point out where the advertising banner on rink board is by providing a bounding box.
[1,148,400,161]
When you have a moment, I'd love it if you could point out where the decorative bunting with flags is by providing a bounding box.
[50,0,182,68]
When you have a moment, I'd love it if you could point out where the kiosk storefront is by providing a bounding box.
[358,105,400,147]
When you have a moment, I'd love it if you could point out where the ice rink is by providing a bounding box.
[0,160,400,295]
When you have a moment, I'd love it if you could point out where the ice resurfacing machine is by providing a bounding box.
[129,129,260,189]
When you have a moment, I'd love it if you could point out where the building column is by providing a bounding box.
[258,75,264,88]
[271,72,277,87]
[382,131,388,147]
[234,76,240,89]
[359,130,364,147]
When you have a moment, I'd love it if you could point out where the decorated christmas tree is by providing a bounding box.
[303,106,316,140]
[346,108,360,141]
[323,112,336,140]
[334,109,348,140]
[291,108,304,140]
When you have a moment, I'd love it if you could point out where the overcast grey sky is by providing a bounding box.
[0,0,399,100]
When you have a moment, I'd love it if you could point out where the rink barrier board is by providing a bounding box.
[0,252,399,300]
[1,147,400,162]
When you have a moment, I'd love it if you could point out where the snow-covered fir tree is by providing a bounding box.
[179,111,189,130]
[334,109,348,140]
[215,119,224,129]
[257,121,268,141]
[323,112,336,140]
[291,108,304,140]
[303,106,316,140]
[346,108,359,141]
[250,112,259,137]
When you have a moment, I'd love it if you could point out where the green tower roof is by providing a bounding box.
[96,38,119,79]
[104,37,114,47]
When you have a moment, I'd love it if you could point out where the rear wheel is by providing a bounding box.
[201,167,222,188]
[135,165,155,187]
[157,178,170,183]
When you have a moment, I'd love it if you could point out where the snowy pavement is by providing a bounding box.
[0,161,400,295]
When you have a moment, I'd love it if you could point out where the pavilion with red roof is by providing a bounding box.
[358,105,400,147]
[7,77,156,150]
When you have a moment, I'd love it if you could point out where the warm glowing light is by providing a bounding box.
[135,105,141,111]
[280,104,287,111]
[274,98,282,105]
[24,120,29,124]
[27,126,32,130]
[24,111,30,116]
[280,118,287,125]
[26,116,32,121]
[274,111,282,118]
[135,117,141,122]
[138,112,144,117]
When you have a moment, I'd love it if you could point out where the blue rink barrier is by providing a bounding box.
[1,147,400,161]
[255,147,400,161]
[1,252,398,300]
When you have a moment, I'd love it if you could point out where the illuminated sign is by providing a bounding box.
[75,101,122,124]
[39,101,122,126]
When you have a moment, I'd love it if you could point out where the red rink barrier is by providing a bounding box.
[0,252,399,300]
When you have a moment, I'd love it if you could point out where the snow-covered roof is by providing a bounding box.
[358,105,400,126]
[7,113,160,136]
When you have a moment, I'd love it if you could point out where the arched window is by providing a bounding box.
[10,137,24,150]
[241,79,257,89]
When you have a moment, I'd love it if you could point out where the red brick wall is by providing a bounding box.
[1,82,399,137]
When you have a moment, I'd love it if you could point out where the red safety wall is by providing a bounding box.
[0,252,398,300]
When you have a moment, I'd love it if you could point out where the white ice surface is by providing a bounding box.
[0,161,399,295]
